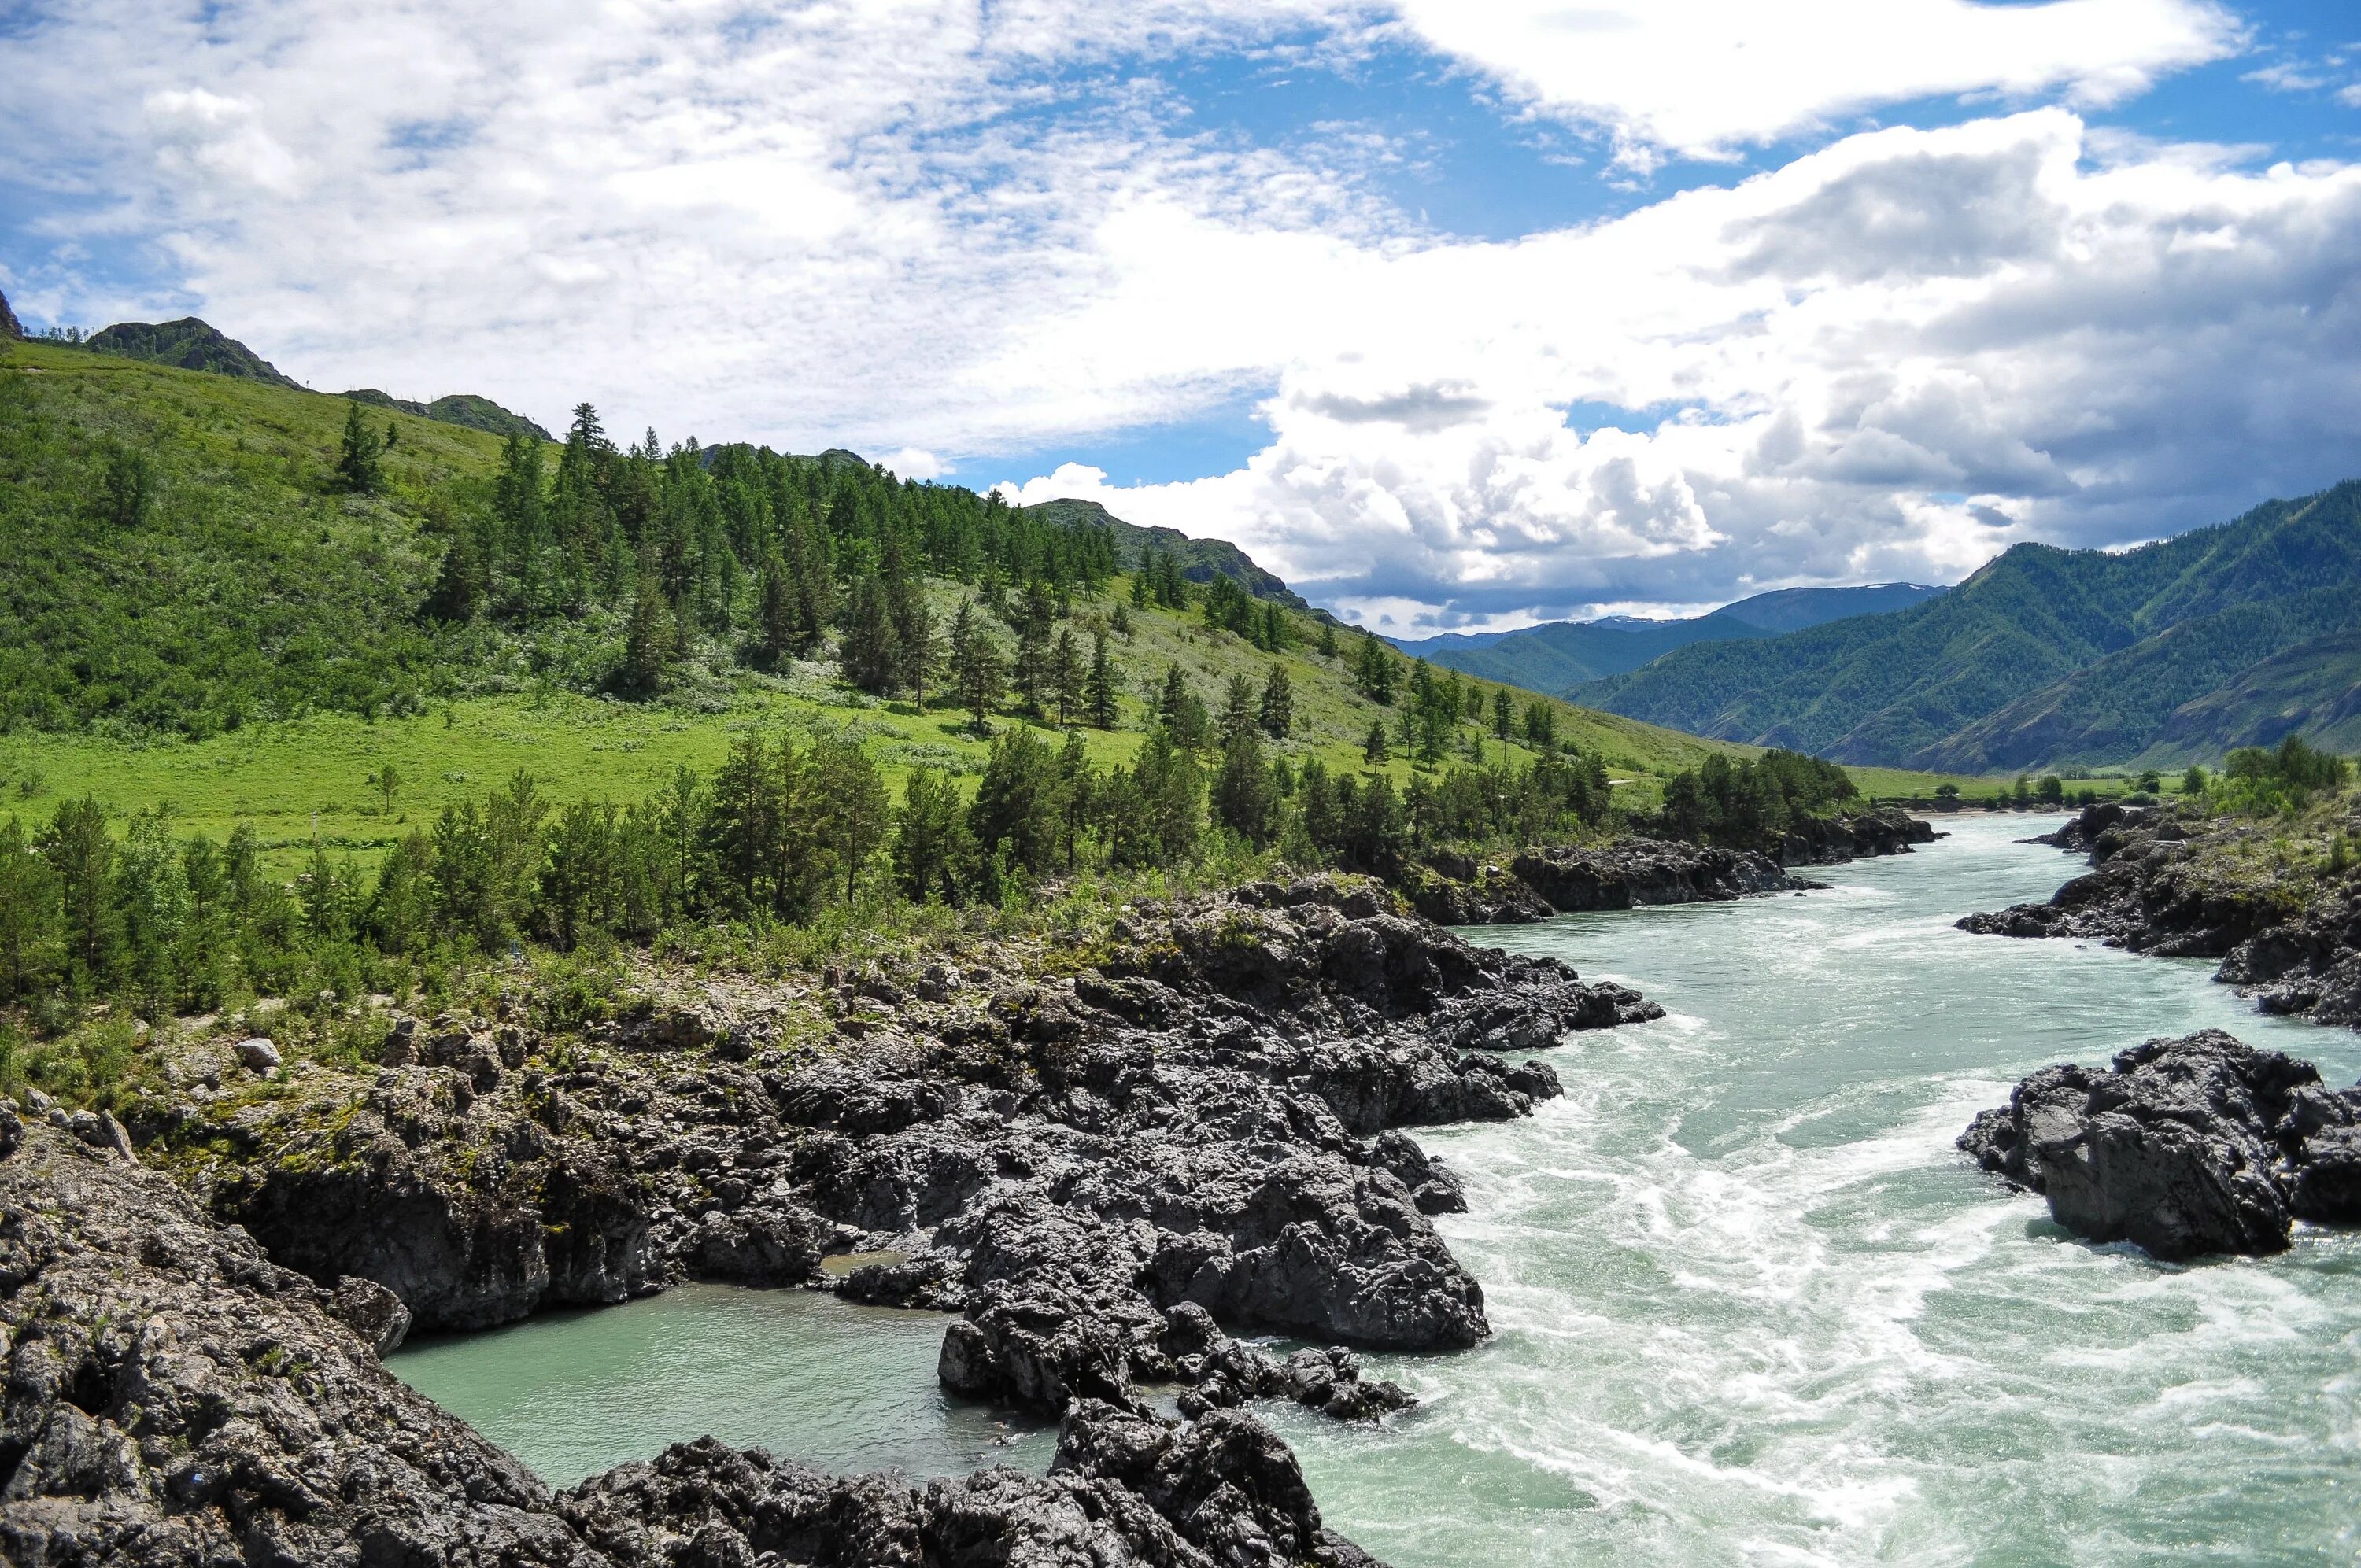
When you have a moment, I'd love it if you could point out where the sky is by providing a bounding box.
[5,1,2361,634]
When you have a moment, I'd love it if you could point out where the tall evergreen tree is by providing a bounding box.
[1258,664,1293,739]
[955,620,1005,736]
[1219,673,1258,747]
[1048,627,1084,727]
[894,592,940,710]
[837,575,901,695]
[337,400,384,493]
[621,569,676,695]
[1491,686,1515,762]
[1085,631,1119,728]
[892,769,971,902]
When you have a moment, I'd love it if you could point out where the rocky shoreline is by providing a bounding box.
[2,815,1941,1565]
[1960,1029,2361,1260]
[3,873,1661,1565]
[1958,799,2361,1029]
[1404,806,1934,925]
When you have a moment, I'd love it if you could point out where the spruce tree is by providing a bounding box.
[1212,725,1276,844]
[1048,627,1084,727]
[1258,664,1293,738]
[1317,619,1338,659]
[427,530,481,623]
[337,400,384,493]
[1364,720,1390,766]
[1491,686,1514,762]
[1085,631,1119,728]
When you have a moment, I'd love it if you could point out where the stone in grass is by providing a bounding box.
[235,1036,283,1073]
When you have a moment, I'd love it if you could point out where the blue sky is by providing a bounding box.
[6,1,2361,632]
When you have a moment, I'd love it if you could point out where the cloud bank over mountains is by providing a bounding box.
[5,0,2355,634]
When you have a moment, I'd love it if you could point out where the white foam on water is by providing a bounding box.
[1288,818,2361,1566]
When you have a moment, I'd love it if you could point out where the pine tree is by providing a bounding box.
[1212,726,1276,845]
[1159,662,1189,732]
[1219,673,1258,746]
[1523,699,1557,754]
[1317,619,1338,659]
[1048,627,1084,727]
[894,592,940,710]
[337,400,384,493]
[1085,631,1119,728]
[1492,686,1514,762]
[426,529,481,623]
[1110,603,1133,638]
[1258,664,1293,739]
[837,575,900,695]
[1129,571,1150,610]
[956,622,1006,737]
[893,768,972,902]
[621,570,676,695]
[1364,721,1390,766]
[759,550,795,666]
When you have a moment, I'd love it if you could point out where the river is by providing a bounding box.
[392,814,2361,1564]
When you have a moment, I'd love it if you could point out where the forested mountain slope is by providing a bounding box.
[1571,485,2361,767]
[1395,582,1944,691]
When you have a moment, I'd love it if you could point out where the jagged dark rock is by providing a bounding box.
[0,289,22,341]
[0,1125,1391,1566]
[151,885,1654,1425]
[1509,839,1801,911]
[1959,1028,2361,1259]
[1960,799,2361,1028]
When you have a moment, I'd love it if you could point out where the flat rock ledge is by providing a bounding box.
[1959,1028,2361,1260]
[0,1127,1380,1567]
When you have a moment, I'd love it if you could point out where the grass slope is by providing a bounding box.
[2137,629,2361,765]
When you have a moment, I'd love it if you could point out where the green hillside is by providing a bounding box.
[2136,628,2361,764]
[1570,484,2361,768]
[345,387,554,442]
[0,334,1796,876]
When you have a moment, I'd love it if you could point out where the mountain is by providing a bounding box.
[1394,582,1945,692]
[345,388,554,442]
[1018,496,1310,609]
[1715,582,1949,635]
[0,289,21,341]
[85,316,299,387]
[1571,484,2361,768]
[2136,629,2361,764]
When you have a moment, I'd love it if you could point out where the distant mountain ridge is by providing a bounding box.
[1392,582,1945,692]
[1571,483,2361,769]
[345,388,553,443]
[1018,496,1310,609]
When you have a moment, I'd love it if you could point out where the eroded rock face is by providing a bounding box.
[0,1127,1393,1567]
[1960,800,2361,1030]
[1958,1029,2361,1259]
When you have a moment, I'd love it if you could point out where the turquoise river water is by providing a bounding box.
[393,814,2361,1564]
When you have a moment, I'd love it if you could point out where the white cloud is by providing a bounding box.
[6,2,2357,639]
[1389,0,2241,164]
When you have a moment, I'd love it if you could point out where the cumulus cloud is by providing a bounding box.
[1388,0,2241,164]
[5,1,2355,637]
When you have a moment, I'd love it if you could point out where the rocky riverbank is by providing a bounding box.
[1959,1028,2361,1259]
[1402,807,1935,925]
[4,873,1666,1564]
[1958,799,2361,1028]
[0,1124,1380,1566]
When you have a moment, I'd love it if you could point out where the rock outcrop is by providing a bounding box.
[1958,1029,2361,1259]
[1960,800,2361,1029]
[0,1124,1384,1566]
[152,878,1657,1421]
